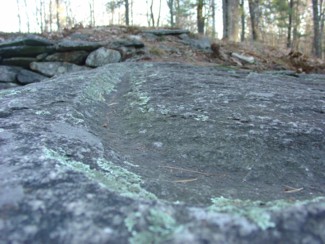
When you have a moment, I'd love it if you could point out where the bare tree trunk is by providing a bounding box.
[36,0,44,32]
[320,0,325,58]
[292,0,301,50]
[16,0,22,32]
[125,0,129,26]
[150,0,155,27]
[65,0,73,28]
[23,0,30,32]
[312,0,322,57]
[240,0,245,41]
[211,0,216,37]
[89,0,95,27]
[197,0,205,34]
[167,0,174,27]
[223,0,239,40]
[48,0,53,32]
[222,0,228,39]
[56,0,61,31]
[157,0,162,27]
[248,0,259,41]
[287,0,294,48]
[130,0,133,25]
[175,0,180,27]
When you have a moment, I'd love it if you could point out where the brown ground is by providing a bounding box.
[1,25,324,73]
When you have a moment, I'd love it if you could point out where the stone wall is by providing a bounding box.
[0,29,211,90]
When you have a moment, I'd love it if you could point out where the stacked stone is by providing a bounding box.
[0,34,144,89]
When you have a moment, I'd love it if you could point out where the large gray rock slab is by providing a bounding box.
[1,57,37,69]
[0,34,54,48]
[143,29,190,36]
[30,61,91,77]
[56,39,102,52]
[44,50,89,64]
[0,63,324,243]
[0,45,55,58]
[111,38,145,48]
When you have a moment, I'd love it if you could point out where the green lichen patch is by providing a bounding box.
[128,91,151,113]
[209,196,325,230]
[127,71,160,113]
[81,71,121,103]
[43,148,157,200]
[125,208,182,244]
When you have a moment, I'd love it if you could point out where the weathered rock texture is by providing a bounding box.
[0,63,325,243]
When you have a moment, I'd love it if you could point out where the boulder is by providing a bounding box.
[30,61,91,77]
[16,69,48,85]
[85,47,121,67]
[0,62,324,243]
[0,65,19,82]
[44,50,89,65]
[179,34,211,50]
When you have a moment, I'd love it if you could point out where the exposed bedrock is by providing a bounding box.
[0,63,324,243]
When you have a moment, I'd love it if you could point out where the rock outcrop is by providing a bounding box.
[0,62,324,243]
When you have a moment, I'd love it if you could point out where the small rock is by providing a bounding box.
[0,65,20,82]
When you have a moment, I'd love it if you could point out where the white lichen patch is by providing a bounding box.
[57,111,85,125]
[43,148,157,200]
[35,110,51,115]
[0,89,22,97]
[194,114,209,122]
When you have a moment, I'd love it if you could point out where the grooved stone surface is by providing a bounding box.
[0,63,324,243]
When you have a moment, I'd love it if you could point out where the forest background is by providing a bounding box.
[0,0,324,59]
